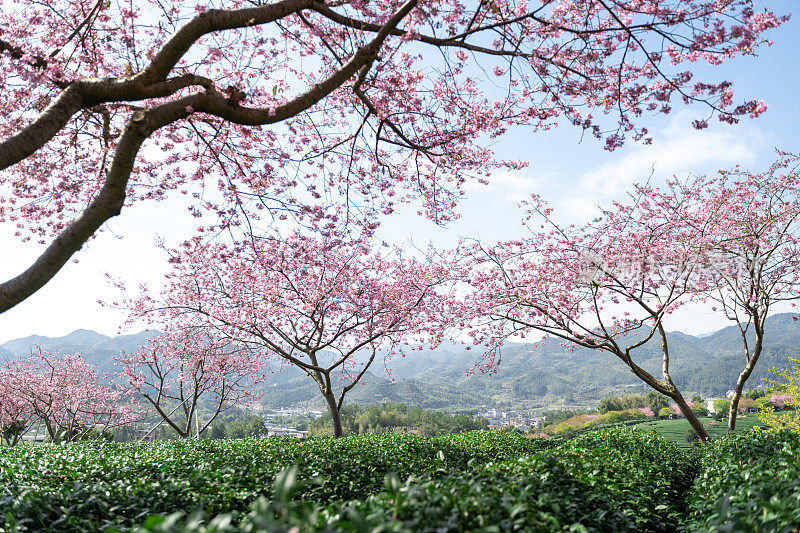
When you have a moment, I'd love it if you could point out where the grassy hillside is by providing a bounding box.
[634,415,768,448]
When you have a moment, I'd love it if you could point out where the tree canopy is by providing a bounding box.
[0,0,785,314]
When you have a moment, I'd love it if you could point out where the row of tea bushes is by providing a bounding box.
[685,429,800,532]
[0,430,551,532]
[8,427,799,532]
[127,429,695,533]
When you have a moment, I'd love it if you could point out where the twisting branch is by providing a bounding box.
[0,0,419,314]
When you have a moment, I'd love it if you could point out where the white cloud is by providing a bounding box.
[467,169,542,204]
[561,115,766,221]
[561,196,603,220]
[505,191,533,204]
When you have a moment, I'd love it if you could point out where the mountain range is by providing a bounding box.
[0,329,155,379]
[3,315,799,413]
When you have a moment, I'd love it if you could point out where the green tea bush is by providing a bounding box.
[131,428,695,533]
[1,428,702,532]
[0,430,549,532]
[431,427,552,463]
[685,429,800,532]
[363,428,693,532]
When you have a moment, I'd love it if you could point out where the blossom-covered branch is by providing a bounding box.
[129,232,451,436]
[0,0,785,315]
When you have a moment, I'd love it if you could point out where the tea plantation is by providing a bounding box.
[1,428,798,532]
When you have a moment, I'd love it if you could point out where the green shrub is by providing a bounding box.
[755,397,772,411]
[0,427,711,532]
[592,410,623,425]
[130,428,695,533]
[550,422,577,436]
[685,429,800,532]
[0,430,550,532]
[712,399,730,419]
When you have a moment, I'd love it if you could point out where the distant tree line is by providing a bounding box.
[309,403,486,437]
[598,392,670,415]
[102,403,485,442]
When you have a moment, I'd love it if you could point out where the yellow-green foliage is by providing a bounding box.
[759,357,800,432]
[755,396,772,410]
[713,398,730,415]
[588,409,647,427]
[547,409,647,435]
[547,413,596,435]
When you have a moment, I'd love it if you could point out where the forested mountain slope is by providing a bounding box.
[3,314,799,411]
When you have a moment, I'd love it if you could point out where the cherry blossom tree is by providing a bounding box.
[118,332,264,439]
[3,348,139,443]
[0,0,786,315]
[638,152,800,432]
[131,233,450,437]
[463,194,713,440]
[0,364,35,446]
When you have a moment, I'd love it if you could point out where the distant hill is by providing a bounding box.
[3,314,800,413]
[0,329,158,377]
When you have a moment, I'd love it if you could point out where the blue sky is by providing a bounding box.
[1,2,799,343]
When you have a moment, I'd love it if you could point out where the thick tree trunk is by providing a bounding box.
[44,419,60,443]
[3,422,25,446]
[729,326,763,432]
[673,394,710,442]
[617,323,710,441]
[324,392,343,437]
[727,365,754,432]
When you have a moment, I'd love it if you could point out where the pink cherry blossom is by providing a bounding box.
[127,232,453,437]
[118,332,263,438]
[1,348,139,443]
[634,151,800,431]
[0,0,786,315]
[460,187,715,440]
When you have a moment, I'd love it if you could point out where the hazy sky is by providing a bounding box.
[2,2,799,343]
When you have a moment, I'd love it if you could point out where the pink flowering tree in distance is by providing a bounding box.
[464,193,713,440]
[0,0,786,315]
[3,348,138,443]
[637,152,800,432]
[0,363,36,446]
[131,232,450,437]
[118,332,264,438]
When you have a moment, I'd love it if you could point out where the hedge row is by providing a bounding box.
[130,429,695,533]
[685,429,800,532]
[0,430,551,532]
[5,427,799,532]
